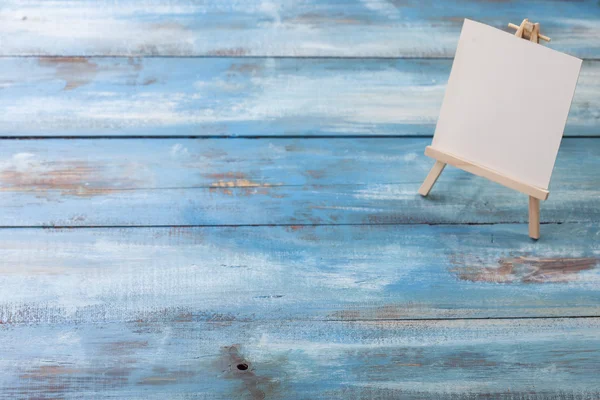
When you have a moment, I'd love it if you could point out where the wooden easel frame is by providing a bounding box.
[419,19,551,240]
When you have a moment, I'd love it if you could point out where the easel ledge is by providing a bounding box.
[420,146,549,201]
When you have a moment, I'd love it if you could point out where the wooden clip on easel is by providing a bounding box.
[419,19,551,240]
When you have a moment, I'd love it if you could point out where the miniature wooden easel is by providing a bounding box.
[419,19,551,240]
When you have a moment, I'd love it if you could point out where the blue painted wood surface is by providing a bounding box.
[1,1,600,398]
[0,57,597,137]
[2,318,600,398]
[0,138,597,226]
[0,224,599,325]
[0,313,600,400]
[1,0,599,58]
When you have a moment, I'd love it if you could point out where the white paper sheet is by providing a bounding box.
[431,19,582,190]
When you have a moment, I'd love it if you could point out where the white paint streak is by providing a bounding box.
[0,0,451,56]
[169,143,189,157]
[360,0,400,18]
[0,152,37,172]
[1,69,444,132]
[354,184,419,201]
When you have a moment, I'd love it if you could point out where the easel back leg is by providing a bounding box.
[419,161,446,197]
[529,196,541,240]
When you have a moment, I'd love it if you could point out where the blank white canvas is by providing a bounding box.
[431,19,582,190]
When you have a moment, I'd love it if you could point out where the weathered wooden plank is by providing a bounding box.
[1,0,599,58]
[1,318,599,398]
[1,57,598,137]
[1,223,599,324]
[0,138,598,227]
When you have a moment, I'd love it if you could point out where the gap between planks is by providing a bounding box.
[0,135,441,140]
[2,315,599,327]
[1,135,600,140]
[0,55,458,60]
[0,221,581,230]
[324,315,600,322]
[5,55,600,61]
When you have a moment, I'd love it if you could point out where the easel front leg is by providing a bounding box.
[419,161,446,196]
[528,196,540,240]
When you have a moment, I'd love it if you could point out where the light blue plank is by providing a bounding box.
[1,0,599,57]
[1,57,597,137]
[1,223,599,324]
[1,318,599,398]
[0,138,598,226]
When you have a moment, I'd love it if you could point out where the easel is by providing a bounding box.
[419,19,551,240]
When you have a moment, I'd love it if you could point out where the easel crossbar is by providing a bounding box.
[424,146,549,200]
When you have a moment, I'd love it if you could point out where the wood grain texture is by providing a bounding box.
[1,57,598,137]
[1,0,599,57]
[0,138,597,227]
[1,223,599,324]
[1,318,600,398]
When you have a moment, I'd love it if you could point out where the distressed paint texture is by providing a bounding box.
[0,224,599,325]
[1,318,600,398]
[0,138,597,226]
[451,256,599,284]
[0,57,598,137]
[1,0,600,57]
[1,0,600,397]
